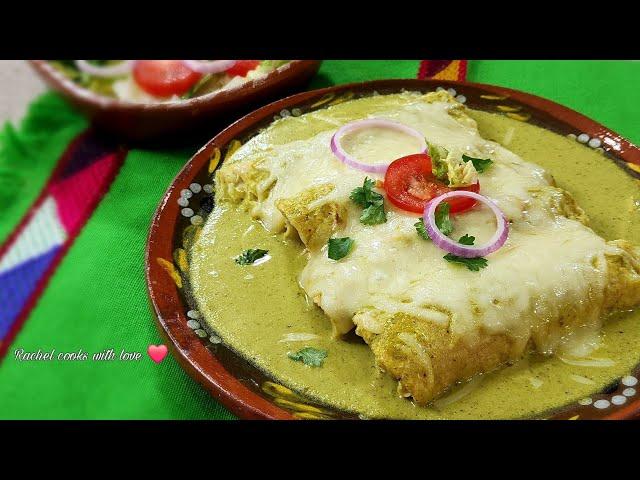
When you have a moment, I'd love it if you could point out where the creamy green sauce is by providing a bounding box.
[190,108,640,419]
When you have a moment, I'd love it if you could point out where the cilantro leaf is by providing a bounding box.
[350,177,383,207]
[458,234,476,245]
[328,237,354,260]
[415,203,452,239]
[415,219,430,240]
[350,177,387,225]
[360,203,387,225]
[235,248,269,265]
[287,347,328,367]
[462,154,493,173]
[443,253,488,271]
[434,202,453,236]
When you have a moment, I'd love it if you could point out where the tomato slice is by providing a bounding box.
[132,60,202,97]
[226,60,260,77]
[383,153,480,214]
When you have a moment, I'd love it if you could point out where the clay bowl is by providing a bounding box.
[146,78,640,420]
[29,60,322,142]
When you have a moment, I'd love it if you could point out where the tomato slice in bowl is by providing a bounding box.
[226,60,261,77]
[383,153,480,214]
[132,60,202,97]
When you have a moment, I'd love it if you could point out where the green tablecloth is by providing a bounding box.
[0,60,638,419]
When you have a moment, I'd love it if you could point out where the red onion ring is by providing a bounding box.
[75,60,135,77]
[330,119,427,174]
[424,191,508,258]
[182,60,237,74]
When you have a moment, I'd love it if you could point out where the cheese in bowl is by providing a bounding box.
[189,90,640,419]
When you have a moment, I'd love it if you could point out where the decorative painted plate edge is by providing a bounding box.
[145,78,640,420]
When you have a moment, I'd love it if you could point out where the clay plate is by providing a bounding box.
[145,79,640,420]
[29,60,322,142]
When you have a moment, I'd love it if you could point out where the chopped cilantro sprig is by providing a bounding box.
[458,234,475,245]
[415,219,430,240]
[328,237,354,261]
[462,154,493,173]
[235,249,269,265]
[443,253,488,271]
[350,177,387,225]
[287,347,328,367]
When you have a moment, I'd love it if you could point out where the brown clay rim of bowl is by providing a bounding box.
[29,60,321,113]
[146,78,640,420]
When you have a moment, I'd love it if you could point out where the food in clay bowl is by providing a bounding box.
[30,60,322,141]
[146,79,640,419]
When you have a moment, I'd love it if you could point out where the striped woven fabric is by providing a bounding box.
[418,60,467,81]
[0,130,126,357]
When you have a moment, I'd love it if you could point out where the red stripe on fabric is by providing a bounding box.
[417,60,429,80]
[0,131,127,361]
[458,60,468,81]
[51,153,122,235]
[0,131,91,260]
[417,60,468,81]
[427,60,452,78]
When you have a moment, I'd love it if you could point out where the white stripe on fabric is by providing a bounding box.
[0,196,68,274]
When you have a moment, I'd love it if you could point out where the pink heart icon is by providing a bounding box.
[147,344,168,363]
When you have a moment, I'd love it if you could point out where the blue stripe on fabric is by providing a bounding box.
[0,246,60,339]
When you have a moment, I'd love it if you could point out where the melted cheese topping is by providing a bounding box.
[224,92,613,353]
[341,126,424,167]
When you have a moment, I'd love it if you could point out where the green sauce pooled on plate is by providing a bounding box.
[189,95,640,419]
